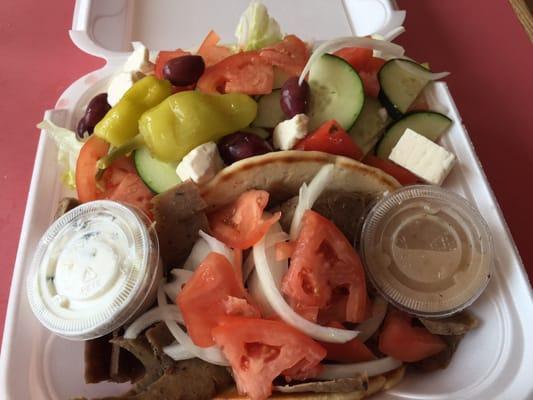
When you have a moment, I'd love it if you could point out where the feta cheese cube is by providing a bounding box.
[389,128,456,185]
[176,142,224,184]
[107,71,144,107]
[273,114,309,150]
[124,42,154,74]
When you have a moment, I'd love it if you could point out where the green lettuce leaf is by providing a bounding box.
[37,120,83,189]
[235,2,282,51]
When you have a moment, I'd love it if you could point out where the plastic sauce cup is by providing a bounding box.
[360,185,494,318]
[26,200,162,340]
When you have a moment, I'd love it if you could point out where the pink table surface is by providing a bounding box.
[0,0,532,345]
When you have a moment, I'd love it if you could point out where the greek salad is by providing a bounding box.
[30,2,492,400]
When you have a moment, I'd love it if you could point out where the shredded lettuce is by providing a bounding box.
[37,120,83,189]
[235,2,282,51]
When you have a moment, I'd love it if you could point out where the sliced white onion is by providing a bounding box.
[163,342,195,361]
[198,230,234,264]
[396,59,450,81]
[248,223,289,317]
[183,238,210,271]
[356,296,388,342]
[253,228,358,343]
[242,252,256,283]
[156,284,229,366]
[124,305,184,339]
[299,37,405,85]
[289,164,334,240]
[163,269,194,301]
[317,357,402,380]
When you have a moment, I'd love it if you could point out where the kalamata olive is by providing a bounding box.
[218,132,273,165]
[85,93,111,126]
[76,117,89,140]
[76,93,111,140]
[280,77,310,118]
[163,55,205,86]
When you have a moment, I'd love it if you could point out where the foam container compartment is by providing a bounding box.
[1,0,532,399]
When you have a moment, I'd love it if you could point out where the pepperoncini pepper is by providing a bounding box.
[139,91,258,162]
[97,91,257,172]
[94,75,172,147]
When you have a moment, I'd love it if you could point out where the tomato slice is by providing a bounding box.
[107,172,155,218]
[208,190,281,250]
[197,30,233,67]
[295,119,364,160]
[281,210,369,323]
[334,47,385,97]
[362,154,419,186]
[154,49,191,79]
[76,136,110,202]
[333,47,373,71]
[75,136,154,216]
[379,310,446,362]
[357,56,386,98]
[259,35,310,76]
[275,241,296,261]
[197,52,274,95]
[319,322,375,363]
[178,252,259,347]
[212,316,326,400]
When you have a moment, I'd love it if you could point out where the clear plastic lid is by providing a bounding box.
[360,185,494,318]
[26,200,162,340]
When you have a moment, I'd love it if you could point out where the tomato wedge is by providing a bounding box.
[76,136,110,202]
[212,316,326,400]
[107,173,155,218]
[362,154,419,186]
[75,136,154,216]
[319,322,375,363]
[259,35,310,76]
[295,119,364,160]
[197,30,233,67]
[333,47,373,71]
[154,49,191,79]
[379,310,446,362]
[334,47,385,97]
[178,252,259,347]
[197,51,274,95]
[282,210,369,323]
[208,190,281,250]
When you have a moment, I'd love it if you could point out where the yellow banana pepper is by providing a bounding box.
[96,90,257,172]
[139,91,257,162]
[94,75,172,147]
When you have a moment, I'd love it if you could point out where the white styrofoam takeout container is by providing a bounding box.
[1,0,532,399]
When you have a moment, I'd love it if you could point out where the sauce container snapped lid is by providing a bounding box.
[26,200,162,340]
[360,185,493,318]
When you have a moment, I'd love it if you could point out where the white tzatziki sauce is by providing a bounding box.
[27,201,161,339]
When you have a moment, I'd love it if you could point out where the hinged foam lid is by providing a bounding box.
[69,0,405,60]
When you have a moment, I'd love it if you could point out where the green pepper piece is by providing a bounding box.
[139,91,258,162]
[94,75,172,147]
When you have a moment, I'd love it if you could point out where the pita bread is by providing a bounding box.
[199,151,400,211]
[202,151,404,399]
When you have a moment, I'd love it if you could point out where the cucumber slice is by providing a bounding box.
[308,54,365,131]
[348,97,390,155]
[378,59,431,119]
[134,147,181,194]
[376,111,452,159]
[252,89,285,128]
